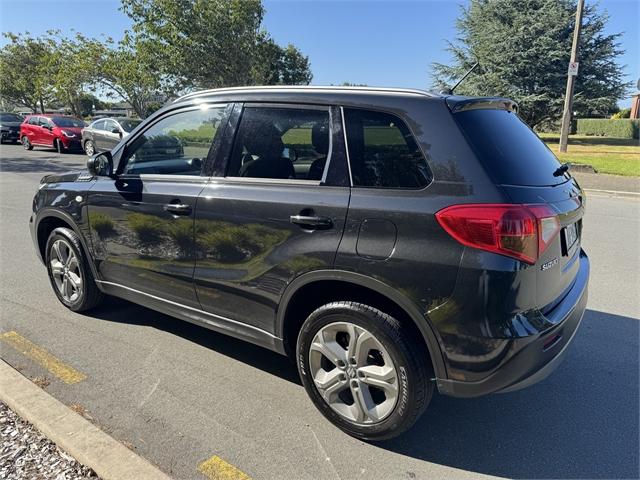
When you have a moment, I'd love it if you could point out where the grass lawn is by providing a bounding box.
[538,133,640,176]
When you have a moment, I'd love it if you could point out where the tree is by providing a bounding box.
[252,37,313,85]
[431,0,629,128]
[120,0,312,89]
[0,33,55,112]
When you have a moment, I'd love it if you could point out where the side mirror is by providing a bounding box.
[111,128,122,138]
[87,151,114,177]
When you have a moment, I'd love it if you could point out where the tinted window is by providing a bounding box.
[119,119,141,132]
[343,109,431,189]
[51,117,85,128]
[455,109,564,186]
[0,113,22,122]
[38,117,51,127]
[28,117,39,125]
[228,106,330,181]
[121,105,225,176]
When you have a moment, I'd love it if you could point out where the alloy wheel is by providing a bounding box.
[22,137,30,149]
[49,239,82,303]
[308,322,399,424]
[85,141,94,156]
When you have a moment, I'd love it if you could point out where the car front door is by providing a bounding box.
[193,103,351,335]
[102,119,122,151]
[86,104,228,307]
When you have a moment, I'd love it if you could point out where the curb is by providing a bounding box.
[584,188,640,199]
[0,360,172,480]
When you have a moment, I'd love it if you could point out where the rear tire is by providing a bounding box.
[84,140,95,156]
[45,227,104,312]
[297,301,433,441]
[22,136,33,150]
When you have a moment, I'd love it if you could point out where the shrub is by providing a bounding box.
[575,119,639,139]
[611,108,631,119]
[89,212,116,238]
[127,213,164,245]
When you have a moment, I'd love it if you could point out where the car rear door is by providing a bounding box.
[193,103,351,334]
[39,117,55,146]
[86,103,229,307]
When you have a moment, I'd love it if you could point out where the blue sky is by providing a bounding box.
[1,0,638,105]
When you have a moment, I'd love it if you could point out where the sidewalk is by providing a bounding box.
[572,171,639,196]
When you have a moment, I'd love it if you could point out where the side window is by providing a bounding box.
[121,105,225,176]
[343,109,431,189]
[104,120,118,132]
[28,117,39,125]
[92,120,106,131]
[227,106,331,181]
[38,117,51,127]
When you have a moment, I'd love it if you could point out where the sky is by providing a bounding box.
[1,0,638,106]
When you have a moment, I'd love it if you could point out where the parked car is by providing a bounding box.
[20,115,86,152]
[0,112,24,144]
[29,86,589,440]
[81,117,142,156]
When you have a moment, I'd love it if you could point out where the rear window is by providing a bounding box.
[455,109,565,186]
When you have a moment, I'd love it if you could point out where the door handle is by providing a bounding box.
[164,202,192,216]
[290,214,333,230]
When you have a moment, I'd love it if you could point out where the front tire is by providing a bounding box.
[22,136,33,150]
[45,228,104,312]
[297,302,433,441]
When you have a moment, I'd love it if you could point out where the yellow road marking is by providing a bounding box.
[198,455,251,480]
[0,331,86,384]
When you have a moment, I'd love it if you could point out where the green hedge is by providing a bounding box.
[575,119,639,139]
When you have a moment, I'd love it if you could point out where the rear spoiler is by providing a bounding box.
[445,96,518,114]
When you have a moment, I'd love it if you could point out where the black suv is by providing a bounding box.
[30,86,589,440]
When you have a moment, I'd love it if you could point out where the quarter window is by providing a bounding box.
[228,106,331,181]
[120,106,225,176]
[343,109,431,189]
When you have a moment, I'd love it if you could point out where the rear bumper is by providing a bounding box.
[1,129,20,141]
[437,250,589,397]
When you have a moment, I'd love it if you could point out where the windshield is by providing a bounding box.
[119,119,141,132]
[455,109,565,187]
[0,113,23,122]
[51,116,85,128]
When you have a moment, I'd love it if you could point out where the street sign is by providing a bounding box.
[568,62,579,76]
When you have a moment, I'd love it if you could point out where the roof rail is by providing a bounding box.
[173,85,436,103]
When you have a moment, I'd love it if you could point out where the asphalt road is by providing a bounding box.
[1,143,638,480]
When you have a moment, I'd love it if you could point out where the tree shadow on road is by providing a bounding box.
[87,297,301,385]
[379,309,639,479]
[0,150,86,174]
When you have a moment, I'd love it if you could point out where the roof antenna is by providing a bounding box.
[440,62,479,95]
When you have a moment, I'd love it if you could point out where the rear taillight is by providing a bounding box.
[435,204,560,264]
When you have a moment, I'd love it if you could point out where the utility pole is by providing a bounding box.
[559,0,585,153]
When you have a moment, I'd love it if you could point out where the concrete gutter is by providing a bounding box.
[0,360,172,480]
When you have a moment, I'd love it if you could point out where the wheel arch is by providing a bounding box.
[36,209,101,281]
[276,270,447,380]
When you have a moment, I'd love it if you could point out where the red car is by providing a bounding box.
[20,114,86,152]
